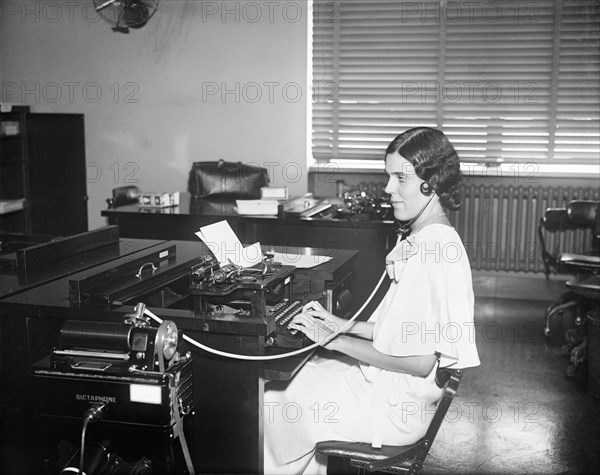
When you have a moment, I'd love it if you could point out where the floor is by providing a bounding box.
[417,297,600,475]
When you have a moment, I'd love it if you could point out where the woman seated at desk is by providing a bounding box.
[264,127,481,475]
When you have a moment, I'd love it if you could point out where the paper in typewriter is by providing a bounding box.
[195,220,333,269]
[270,251,332,269]
[195,220,262,268]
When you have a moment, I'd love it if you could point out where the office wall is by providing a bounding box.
[0,0,309,230]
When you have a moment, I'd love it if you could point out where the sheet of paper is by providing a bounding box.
[272,251,332,269]
[236,242,264,267]
[195,220,262,267]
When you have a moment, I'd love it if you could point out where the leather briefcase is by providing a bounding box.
[187,160,269,199]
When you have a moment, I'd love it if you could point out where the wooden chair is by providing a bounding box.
[316,368,463,474]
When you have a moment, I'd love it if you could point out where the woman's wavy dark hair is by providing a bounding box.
[385,127,463,210]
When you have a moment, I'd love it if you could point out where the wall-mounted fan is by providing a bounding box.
[94,0,159,33]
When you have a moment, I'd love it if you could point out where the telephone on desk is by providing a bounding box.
[282,192,393,221]
[282,194,336,218]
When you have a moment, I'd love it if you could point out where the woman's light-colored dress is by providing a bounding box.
[264,224,481,475]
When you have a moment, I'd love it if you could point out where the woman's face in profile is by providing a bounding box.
[384,152,431,221]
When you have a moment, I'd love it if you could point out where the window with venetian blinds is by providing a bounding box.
[311,0,600,166]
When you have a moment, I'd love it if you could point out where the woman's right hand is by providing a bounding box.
[300,300,348,335]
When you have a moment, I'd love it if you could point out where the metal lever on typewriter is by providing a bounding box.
[261,248,277,275]
[213,261,242,283]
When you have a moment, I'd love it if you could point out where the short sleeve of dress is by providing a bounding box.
[371,225,480,369]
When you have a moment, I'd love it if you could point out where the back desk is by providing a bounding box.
[102,192,397,316]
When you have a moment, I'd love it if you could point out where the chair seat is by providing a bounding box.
[315,369,462,474]
[316,439,427,473]
[316,440,418,463]
[555,253,600,279]
[559,253,600,267]
[566,273,600,300]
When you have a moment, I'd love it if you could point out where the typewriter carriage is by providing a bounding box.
[189,256,295,320]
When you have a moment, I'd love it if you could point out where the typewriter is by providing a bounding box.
[189,254,309,349]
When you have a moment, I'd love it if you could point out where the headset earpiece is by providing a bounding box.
[420,182,434,196]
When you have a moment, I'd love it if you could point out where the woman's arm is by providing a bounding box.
[289,312,438,377]
[339,320,374,340]
[334,335,438,377]
[300,300,374,340]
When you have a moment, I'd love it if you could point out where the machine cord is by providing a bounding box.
[143,270,387,361]
[78,417,89,475]
[169,381,195,475]
[61,403,109,475]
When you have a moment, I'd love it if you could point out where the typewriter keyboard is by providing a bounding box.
[268,300,311,349]
[271,300,303,329]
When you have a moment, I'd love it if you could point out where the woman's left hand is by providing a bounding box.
[288,312,339,347]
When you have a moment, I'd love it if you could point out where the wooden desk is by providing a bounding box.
[0,226,166,299]
[102,192,395,315]
[0,238,357,474]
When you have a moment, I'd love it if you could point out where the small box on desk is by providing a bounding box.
[261,186,288,200]
[139,191,180,208]
[235,199,282,216]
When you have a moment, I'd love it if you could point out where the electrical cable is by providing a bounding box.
[143,270,387,361]
[168,378,195,475]
[79,418,89,475]
[396,194,435,236]
[61,404,109,475]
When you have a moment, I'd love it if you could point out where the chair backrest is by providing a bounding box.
[423,368,463,445]
[538,200,600,277]
[567,200,599,232]
[363,367,464,473]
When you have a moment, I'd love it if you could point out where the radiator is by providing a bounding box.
[354,181,600,273]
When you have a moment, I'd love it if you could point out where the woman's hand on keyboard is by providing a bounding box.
[288,312,339,346]
[287,301,345,346]
[301,300,346,328]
